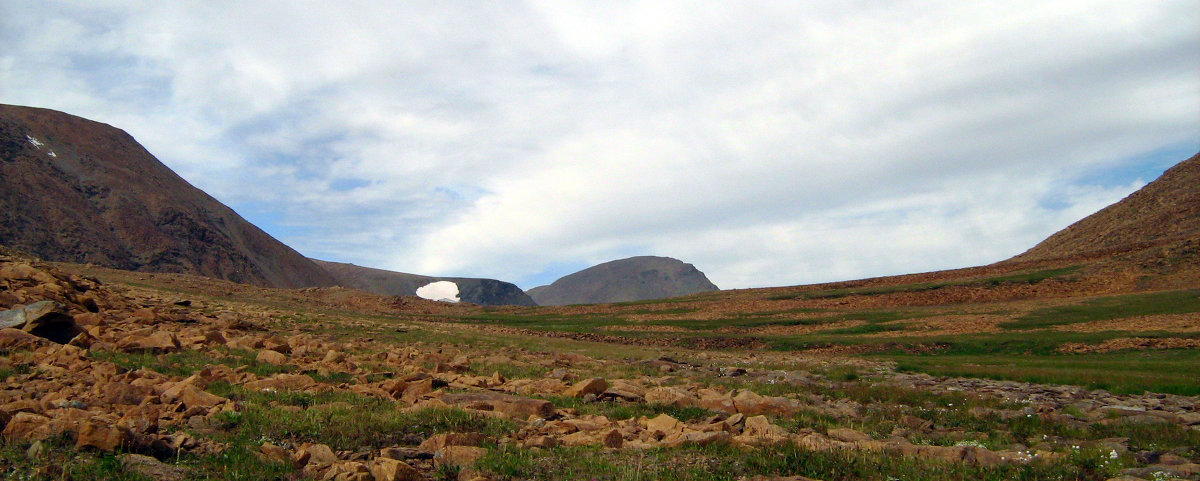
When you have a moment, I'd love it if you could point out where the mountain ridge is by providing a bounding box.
[0,104,336,288]
[529,256,719,306]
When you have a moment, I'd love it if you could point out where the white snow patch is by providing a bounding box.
[25,135,43,148]
[416,281,459,303]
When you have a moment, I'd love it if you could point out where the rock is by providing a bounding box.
[2,412,53,442]
[645,386,698,407]
[119,453,189,481]
[419,433,484,454]
[293,443,340,468]
[75,420,130,452]
[0,301,83,344]
[259,443,291,465]
[602,429,624,448]
[697,389,737,414]
[439,392,554,419]
[645,414,685,435]
[437,446,487,468]
[732,390,797,416]
[121,331,181,353]
[370,458,420,481]
[743,416,789,438]
[256,350,289,365]
[245,373,318,392]
[523,435,559,449]
[564,378,608,398]
[0,328,49,350]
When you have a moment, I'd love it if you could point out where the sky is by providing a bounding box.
[2,1,1198,290]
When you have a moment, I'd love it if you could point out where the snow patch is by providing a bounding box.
[416,281,460,303]
[26,135,43,148]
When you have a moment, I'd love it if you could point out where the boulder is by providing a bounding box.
[75,420,130,452]
[418,432,484,454]
[564,378,608,398]
[645,386,698,407]
[119,454,189,481]
[245,374,317,392]
[256,350,288,365]
[645,414,685,435]
[0,301,84,344]
[2,412,53,442]
[437,446,487,468]
[370,458,420,481]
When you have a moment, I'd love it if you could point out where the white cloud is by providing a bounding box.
[2,1,1197,289]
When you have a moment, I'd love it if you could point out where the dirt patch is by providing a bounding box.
[715,320,865,336]
[865,315,1011,338]
[597,324,692,334]
[1058,337,1200,354]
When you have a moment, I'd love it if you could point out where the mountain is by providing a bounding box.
[1011,152,1200,263]
[312,259,536,306]
[529,256,719,306]
[0,104,336,288]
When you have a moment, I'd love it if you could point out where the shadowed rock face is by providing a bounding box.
[0,104,336,288]
[1010,152,1200,263]
[528,256,719,306]
[311,259,536,307]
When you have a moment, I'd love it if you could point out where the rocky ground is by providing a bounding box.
[1,252,1199,480]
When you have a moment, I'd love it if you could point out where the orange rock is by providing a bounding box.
[418,432,484,454]
[370,457,420,481]
[256,350,288,365]
[2,412,53,442]
[75,420,130,451]
[437,446,487,468]
[645,414,685,435]
[563,378,608,398]
[645,386,699,407]
[245,373,317,392]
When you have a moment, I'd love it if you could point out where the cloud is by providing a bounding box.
[2,1,1197,289]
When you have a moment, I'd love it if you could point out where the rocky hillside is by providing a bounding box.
[1012,152,1200,262]
[312,259,536,306]
[529,256,719,306]
[0,104,336,289]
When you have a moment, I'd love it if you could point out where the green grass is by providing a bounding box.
[91,348,292,378]
[207,384,518,451]
[476,442,1126,481]
[887,349,1200,395]
[1002,289,1200,329]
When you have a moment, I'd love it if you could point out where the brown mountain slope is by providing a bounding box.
[528,256,719,306]
[0,104,336,288]
[1011,152,1200,263]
